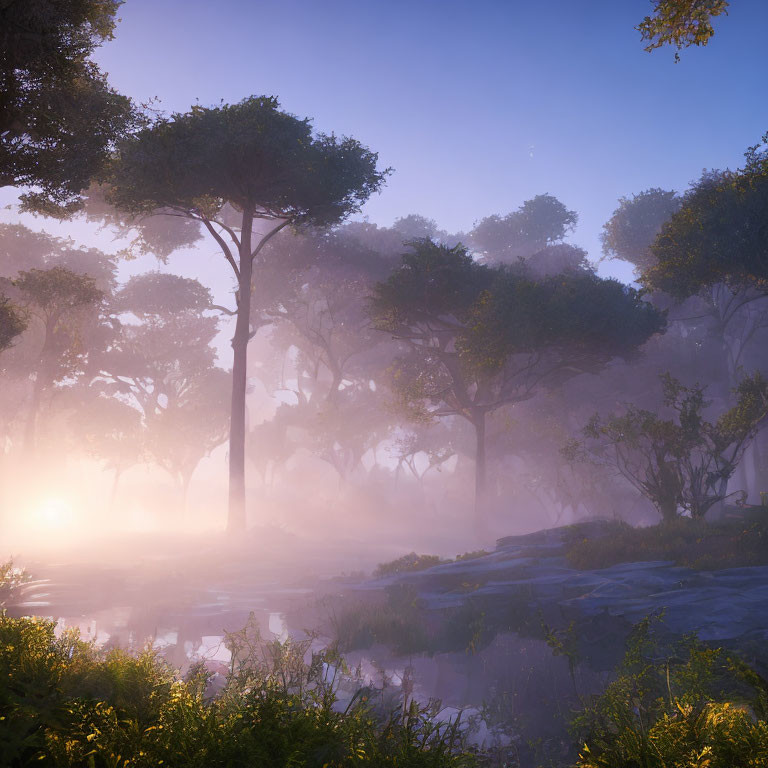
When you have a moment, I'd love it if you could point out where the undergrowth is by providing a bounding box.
[373,551,490,580]
[0,610,481,767]
[573,616,768,767]
[564,517,768,570]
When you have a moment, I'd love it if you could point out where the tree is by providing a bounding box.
[144,367,230,517]
[74,395,144,513]
[11,266,103,449]
[469,194,577,265]
[604,182,768,385]
[0,0,135,214]
[601,189,681,274]
[94,271,226,510]
[0,297,25,354]
[392,422,456,486]
[102,96,388,531]
[643,143,768,300]
[638,0,730,58]
[371,239,664,530]
[570,372,768,521]
[253,227,394,404]
[639,145,768,378]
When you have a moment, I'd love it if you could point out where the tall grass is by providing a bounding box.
[0,610,480,767]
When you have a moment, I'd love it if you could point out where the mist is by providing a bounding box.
[2,2,768,766]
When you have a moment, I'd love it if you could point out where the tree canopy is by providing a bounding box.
[469,194,578,266]
[0,0,135,214]
[601,188,681,274]
[104,96,387,231]
[642,141,768,299]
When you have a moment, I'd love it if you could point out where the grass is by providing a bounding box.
[564,516,768,571]
[0,611,481,768]
[373,550,490,580]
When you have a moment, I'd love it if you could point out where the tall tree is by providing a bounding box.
[0,0,135,214]
[253,228,394,403]
[371,239,664,531]
[469,194,577,265]
[11,267,103,449]
[601,188,681,274]
[74,395,144,514]
[144,367,230,517]
[95,272,218,419]
[101,97,388,531]
[93,272,228,514]
[643,143,768,300]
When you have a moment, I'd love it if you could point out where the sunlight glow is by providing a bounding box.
[34,497,74,529]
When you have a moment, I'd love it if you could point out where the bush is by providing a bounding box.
[0,611,480,767]
[564,517,768,570]
[374,553,449,579]
[573,617,768,768]
[0,559,28,607]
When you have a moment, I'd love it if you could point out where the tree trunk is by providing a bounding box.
[227,210,254,534]
[24,371,45,452]
[25,317,56,453]
[109,466,122,515]
[752,431,765,501]
[473,412,488,537]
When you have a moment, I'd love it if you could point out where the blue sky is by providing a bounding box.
[3,0,766,299]
[83,0,768,284]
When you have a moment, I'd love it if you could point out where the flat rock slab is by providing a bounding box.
[365,524,768,649]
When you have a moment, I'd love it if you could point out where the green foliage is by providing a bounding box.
[643,138,768,298]
[564,517,768,571]
[330,587,498,657]
[469,194,578,265]
[572,373,768,521]
[105,96,388,234]
[454,550,490,562]
[459,269,664,377]
[14,266,103,317]
[371,240,490,335]
[11,266,104,386]
[0,559,28,607]
[574,618,768,768]
[371,238,663,427]
[114,271,212,316]
[638,0,730,58]
[374,553,450,579]
[0,295,26,353]
[601,188,681,273]
[0,0,136,213]
[0,612,478,767]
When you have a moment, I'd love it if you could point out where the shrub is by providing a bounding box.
[0,558,28,607]
[564,517,768,570]
[374,553,450,579]
[0,611,479,767]
[573,617,768,768]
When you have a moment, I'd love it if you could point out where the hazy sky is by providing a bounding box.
[84,0,768,283]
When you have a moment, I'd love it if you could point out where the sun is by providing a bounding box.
[34,497,74,529]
